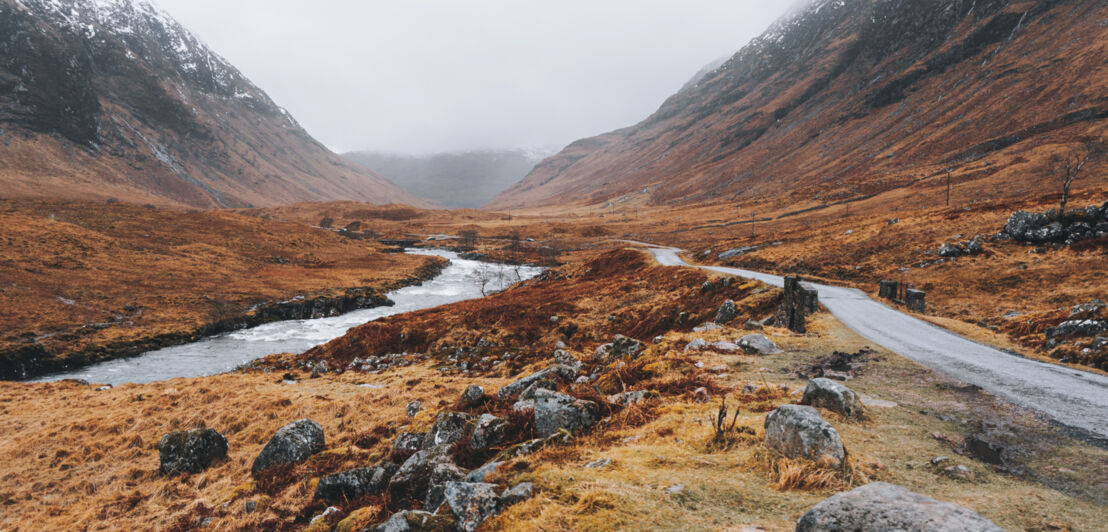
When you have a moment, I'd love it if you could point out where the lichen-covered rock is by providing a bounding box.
[801,378,863,419]
[553,349,583,373]
[391,432,426,462]
[606,390,658,406]
[406,400,423,417]
[158,427,228,475]
[465,460,503,482]
[739,334,781,355]
[251,419,325,477]
[796,482,1003,531]
[764,405,845,467]
[424,461,467,511]
[593,334,645,363]
[500,482,535,506]
[715,299,739,324]
[459,385,485,409]
[422,412,475,449]
[313,465,395,504]
[533,389,601,437]
[470,414,508,451]
[444,481,504,532]
[374,510,455,532]
[497,364,576,400]
[388,445,459,508]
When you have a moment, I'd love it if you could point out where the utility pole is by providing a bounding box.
[945,168,952,207]
[750,211,755,240]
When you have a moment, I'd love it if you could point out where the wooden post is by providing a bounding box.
[946,169,952,207]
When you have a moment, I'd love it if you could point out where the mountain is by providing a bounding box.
[486,0,1108,210]
[0,0,429,208]
[343,149,548,209]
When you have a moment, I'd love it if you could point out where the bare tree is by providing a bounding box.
[508,229,522,259]
[319,215,334,229]
[470,262,492,296]
[1051,139,1105,220]
[458,230,478,251]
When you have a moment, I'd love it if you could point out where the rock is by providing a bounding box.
[465,461,503,482]
[518,378,558,400]
[310,360,329,378]
[460,385,485,409]
[244,500,257,513]
[796,482,1003,532]
[744,319,763,331]
[314,465,395,504]
[497,365,576,400]
[374,510,455,532]
[1046,319,1108,339]
[406,400,423,417]
[511,400,535,413]
[606,390,657,406]
[685,338,708,352]
[930,456,949,465]
[715,300,739,324]
[158,427,228,475]
[738,334,781,355]
[388,445,461,508]
[965,237,985,255]
[470,414,508,451]
[593,335,645,363]
[1069,300,1106,319]
[709,341,741,352]
[693,322,722,333]
[425,461,468,511]
[1027,221,1065,243]
[665,484,685,496]
[423,412,476,449]
[1003,210,1047,240]
[719,246,756,260]
[391,432,426,462]
[310,506,340,525]
[251,419,325,478]
[495,438,545,461]
[944,464,975,480]
[800,378,863,419]
[585,458,612,469]
[964,434,1005,465]
[938,243,964,258]
[500,482,534,506]
[764,405,845,467]
[553,349,583,373]
[444,482,504,532]
[777,276,819,333]
[692,387,710,402]
[533,389,601,437]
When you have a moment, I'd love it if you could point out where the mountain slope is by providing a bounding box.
[487,0,1108,209]
[343,149,547,209]
[0,0,429,208]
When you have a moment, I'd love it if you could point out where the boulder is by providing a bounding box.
[500,482,534,506]
[593,334,645,363]
[497,365,576,400]
[764,405,845,467]
[470,414,508,451]
[685,338,708,352]
[388,445,460,508]
[313,465,395,504]
[423,412,476,449]
[801,378,863,419]
[533,389,601,437]
[406,400,423,417]
[739,334,781,355]
[693,322,723,333]
[1069,299,1106,319]
[391,432,426,462]
[606,390,657,406]
[553,350,583,373]
[715,300,739,324]
[374,510,455,532]
[796,482,1003,532]
[1046,319,1108,339]
[424,461,468,511]
[1003,211,1047,240]
[937,243,964,258]
[719,246,756,260]
[459,385,485,409]
[443,482,504,532]
[1027,221,1065,243]
[251,419,325,477]
[158,427,228,475]
[465,461,503,482]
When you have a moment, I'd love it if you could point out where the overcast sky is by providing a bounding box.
[153,1,793,155]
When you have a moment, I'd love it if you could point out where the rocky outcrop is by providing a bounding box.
[533,389,601,437]
[251,419,325,478]
[764,405,845,467]
[715,300,739,324]
[158,427,228,475]
[1000,203,1108,245]
[374,510,455,532]
[593,334,645,364]
[796,482,1003,531]
[459,385,485,409]
[387,445,461,508]
[801,378,863,419]
[313,465,395,504]
[443,482,504,532]
[496,365,576,400]
[423,412,475,449]
[470,414,508,451]
[392,432,426,462]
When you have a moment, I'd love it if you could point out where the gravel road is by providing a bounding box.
[646,245,1108,440]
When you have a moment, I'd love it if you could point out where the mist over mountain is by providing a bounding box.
[0,0,427,208]
[488,0,1108,209]
[343,149,550,209]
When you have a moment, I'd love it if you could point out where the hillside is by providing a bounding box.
[487,0,1108,209]
[0,0,429,208]
[344,149,547,209]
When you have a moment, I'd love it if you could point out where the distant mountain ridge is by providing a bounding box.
[0,0,429,208]
[487,0,1108,209]
[344,149,548,209]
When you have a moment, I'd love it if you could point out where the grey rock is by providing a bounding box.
[801,378,863,419]
[424,460,467,511]
[392,432,426,462]
[1046,319,1107,339]
[938,243,964,258]
[470,414,508,451]
[388,445,459,508]
[251,419,324,477]
[465,461,503,482]
[423,412,476,449]
[719,246,756,260]
[739,334,781,355]
[964,434,1005,465]
[495,438,545,461]
[512,399,535,412]
[593,335,645,363]
[553,349,583,373]
[764,405,845,467]
[310,506,340,525]
[533,389,601,437]
[158,427,228,475]
[444,482,504,532]
[666,484,685,496]
[1003,211,1047,239]
[374,510,455,532]
[685,338,708,351]
[310,360,329,377]
[497,364,576,400]
[1069,300,1106,319]
[460,385,485,409]
[606,390,657,406]
[709,341,741,352]
[693,322,723,333]
[744,319,764,331]
[716,299,739,324]
[313,465,395,504]
[501,482,534,506]
[518,378,558,400]
[585,458,612,469]
[406,400,423,417]
[796,482,1003,532]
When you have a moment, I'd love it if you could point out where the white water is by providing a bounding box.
[31,250,543,385]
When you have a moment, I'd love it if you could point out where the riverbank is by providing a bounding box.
[0,199,446,380]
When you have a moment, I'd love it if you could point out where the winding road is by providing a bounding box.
[642,244,1108,440]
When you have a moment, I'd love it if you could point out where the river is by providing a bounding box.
[31,249,543,385]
